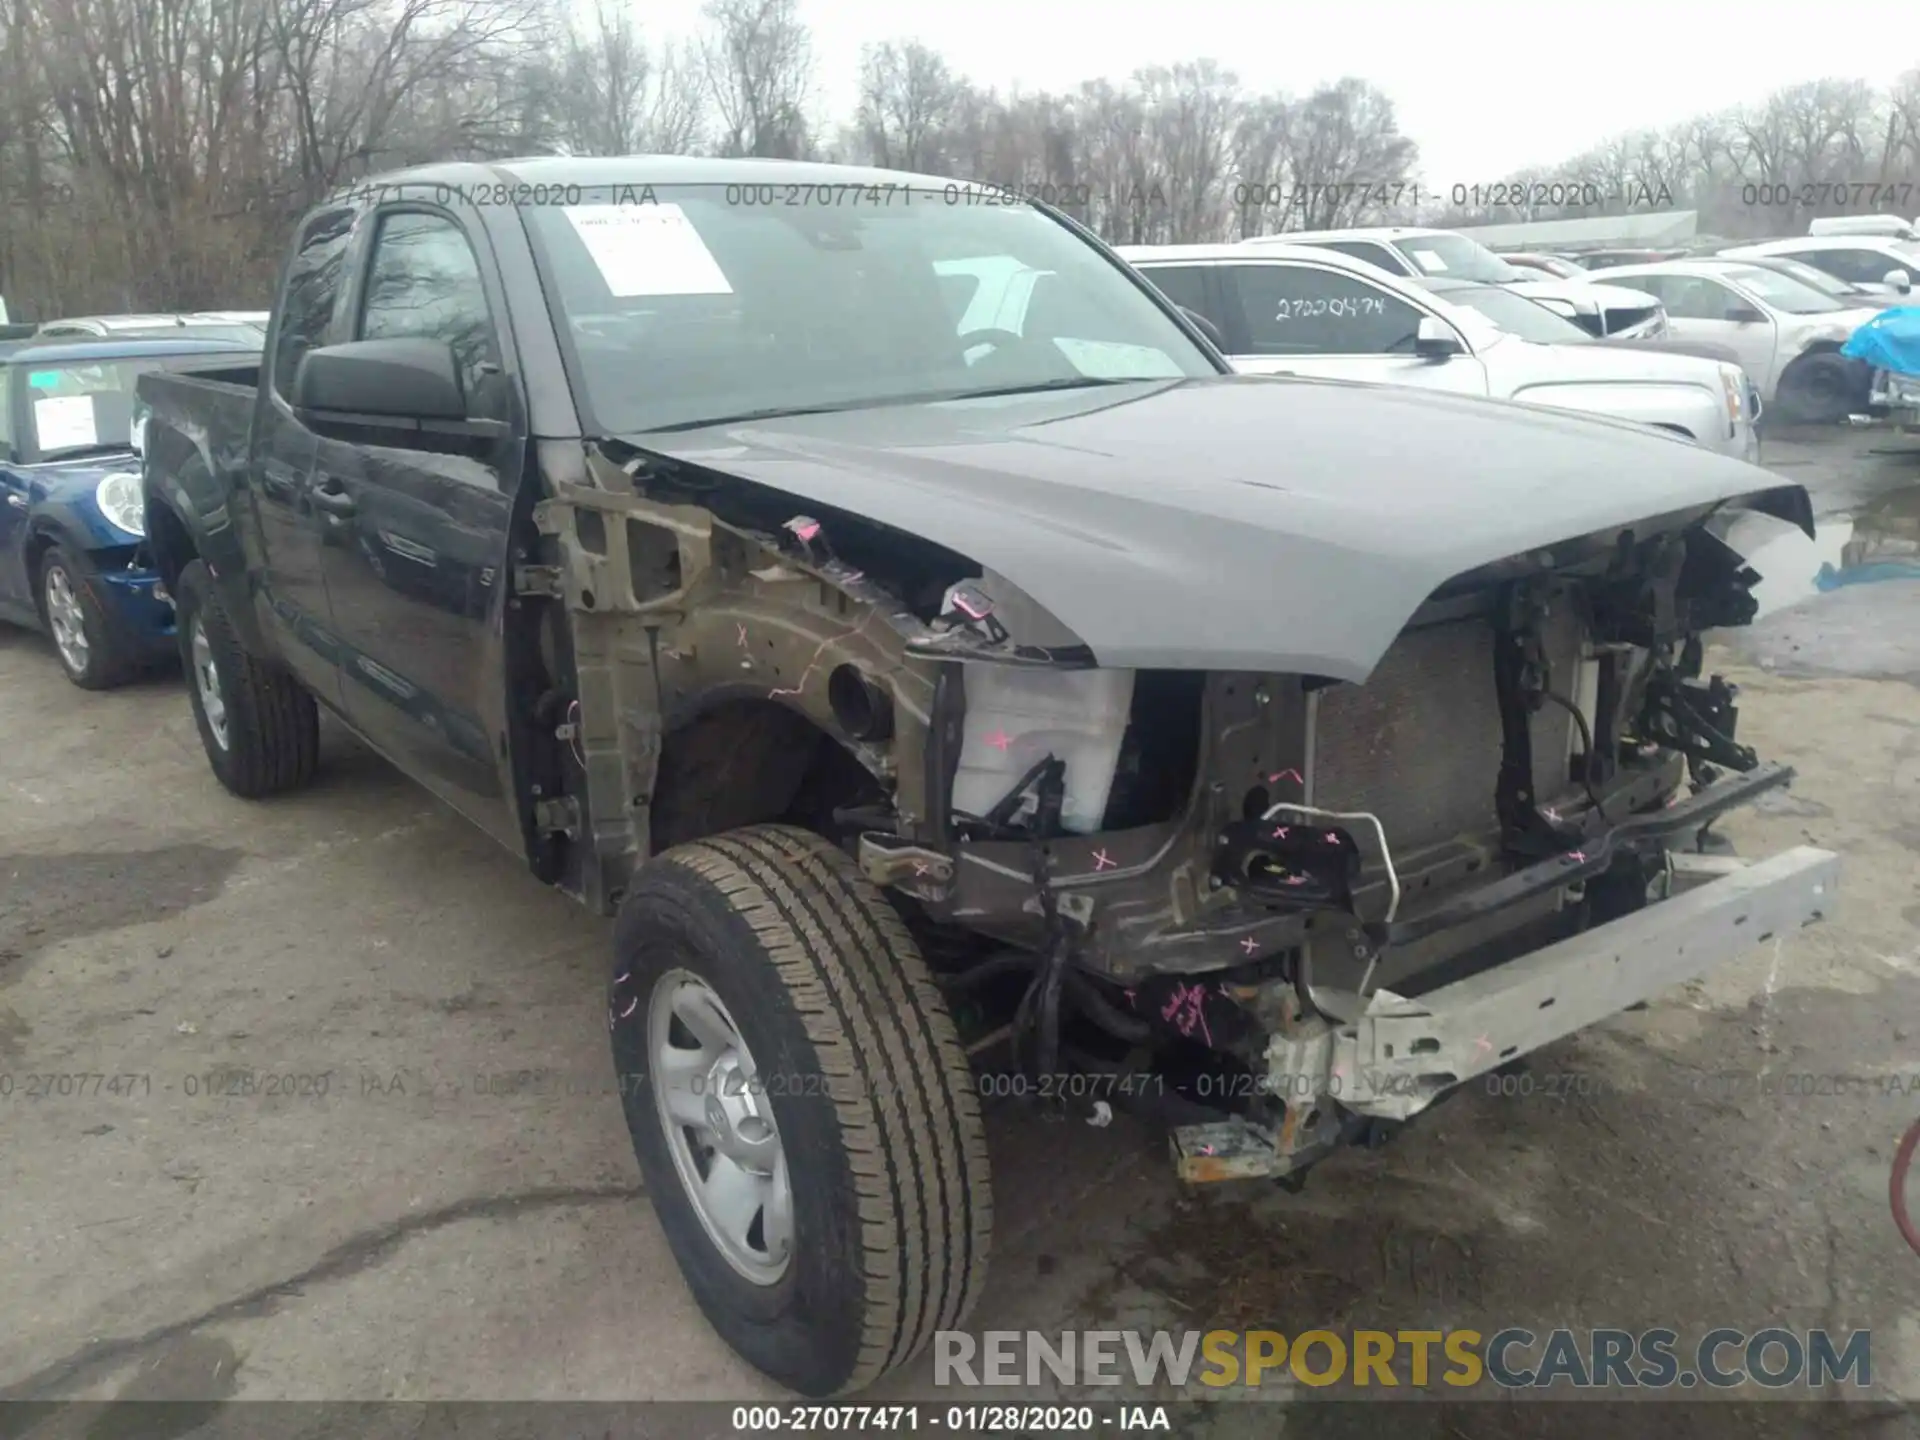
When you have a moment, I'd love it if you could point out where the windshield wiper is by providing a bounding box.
[924,376,1136,403]
[633,377,1139,433]
[635,402,877,435]
[35,442,135,462]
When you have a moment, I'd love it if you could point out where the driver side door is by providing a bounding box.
[312,205,524,843]
[1215,261,1490,395]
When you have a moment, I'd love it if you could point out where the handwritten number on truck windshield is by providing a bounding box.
[1274,296,1387,322]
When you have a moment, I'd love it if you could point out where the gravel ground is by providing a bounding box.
[2,425,1918,1437]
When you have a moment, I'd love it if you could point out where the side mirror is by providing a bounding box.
[1726,305,1767,324]
[292,338,466,421]
[1883,268,1912,294]
[1414,316,1463,360]
[1177,305,1226,349]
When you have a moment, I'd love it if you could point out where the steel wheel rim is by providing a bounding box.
[190,616,230,750]
[44,567,89,674]
[649,968,793,1285]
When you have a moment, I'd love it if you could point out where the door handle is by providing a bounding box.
[310,483,356,517]
[5,494,25,510]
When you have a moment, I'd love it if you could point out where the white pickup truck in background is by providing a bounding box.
[1119,243,1759,461]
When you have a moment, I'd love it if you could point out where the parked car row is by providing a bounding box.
[1223,226,1888,425]
[1120,241,1761,459]
[1243,227,1671,340]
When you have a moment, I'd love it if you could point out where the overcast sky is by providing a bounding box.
[633,0,1907,186]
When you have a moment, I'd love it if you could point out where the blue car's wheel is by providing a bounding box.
[38,546,134,690]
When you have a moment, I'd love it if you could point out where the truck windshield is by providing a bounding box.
[1717,266,1845,315]
[1397,233,1522,284]
[1441,285,1593,344]
[521,186,1219,435]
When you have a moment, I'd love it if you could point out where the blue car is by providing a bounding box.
[0,334,259,687]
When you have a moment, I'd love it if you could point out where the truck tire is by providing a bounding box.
[610,824,991,1396]
[174,559,320,798]
[37,545,136,690]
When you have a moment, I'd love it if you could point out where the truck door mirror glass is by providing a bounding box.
[1884,268,1912,293]
[1413,316,1462,360]
[292,338,466,420]
[1177,306,1225,349]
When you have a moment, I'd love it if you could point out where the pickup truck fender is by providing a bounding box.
[530,471,940,913]
[141,413,269,655]
[1506,378,1723,443]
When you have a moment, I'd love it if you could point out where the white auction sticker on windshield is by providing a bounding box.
[34,394,98,451]
[563,203,734,297]
[1412,251,1447,272]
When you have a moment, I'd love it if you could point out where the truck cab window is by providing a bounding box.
[272,208,354,404]
[1140,265,1214,324]
[359,212,507,421]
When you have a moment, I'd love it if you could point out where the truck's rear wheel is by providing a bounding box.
[610,824,992,1396]
[174,559,320,798]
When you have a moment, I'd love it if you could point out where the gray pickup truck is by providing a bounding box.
[138,156,1838,1397]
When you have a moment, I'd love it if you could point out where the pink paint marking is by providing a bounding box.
[1542,806,1560,822]
[1473,1034,1494,1054]
[1284,873,1307,886]
[736,623,749,647]
[1091,848,1117,871]
[615,972,630,986]
[1324,830,1339,843]
[1268,768,1303,785]
[618,996,638,1020]
[1161,982,1214,1047]
[1240,937,1260,956]
[1271,825,1290,840]
[1123,989,1137,1004]
[985,729,1013,751]
[793,521,821,542]
[912,860,931,878]
[1568,850,1587,863]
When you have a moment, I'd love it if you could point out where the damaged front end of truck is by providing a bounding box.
[522,422,1839,1188]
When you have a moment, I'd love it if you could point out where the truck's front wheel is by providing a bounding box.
[174,560,320,798]
[610,824,992,1396]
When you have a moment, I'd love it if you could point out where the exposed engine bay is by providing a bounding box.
[523,436,1839,1186]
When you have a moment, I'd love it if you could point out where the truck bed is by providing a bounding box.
[138,364,261,487]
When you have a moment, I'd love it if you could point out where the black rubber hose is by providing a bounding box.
[1064,970,1150,1042]
[935,951,1043,994]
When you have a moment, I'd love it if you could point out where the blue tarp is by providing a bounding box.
[1840,305,1920,377]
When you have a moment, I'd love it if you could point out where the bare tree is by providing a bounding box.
[1284,78,1418,229]
[853,40,968,173]
[700,0,811,160]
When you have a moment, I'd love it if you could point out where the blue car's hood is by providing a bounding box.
[22,451,139,497]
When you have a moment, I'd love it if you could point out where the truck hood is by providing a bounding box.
[631,375,1809,681]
